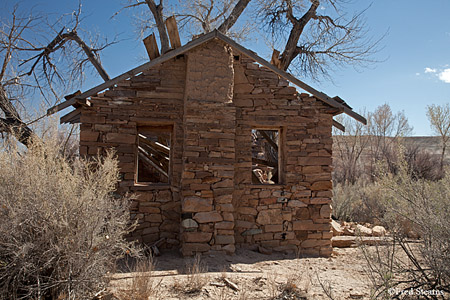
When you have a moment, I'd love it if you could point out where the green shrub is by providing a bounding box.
[0,139,136,299]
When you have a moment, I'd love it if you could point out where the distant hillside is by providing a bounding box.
[333,135,450,163]
[403,136,450,162]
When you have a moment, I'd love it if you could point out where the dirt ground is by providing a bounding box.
[109,246,374,300]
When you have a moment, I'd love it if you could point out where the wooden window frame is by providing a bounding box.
[251,127,285,185]
[135,124,173,186]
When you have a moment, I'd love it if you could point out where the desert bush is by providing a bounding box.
[362,159,450,298]
[332,180,385,223]
[0,139,136,299]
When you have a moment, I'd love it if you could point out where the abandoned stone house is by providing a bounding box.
[48,30,365,257]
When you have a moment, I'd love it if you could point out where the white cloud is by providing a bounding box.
[415,73,420,76]
[424,67,437,73]
[438,69,450,83]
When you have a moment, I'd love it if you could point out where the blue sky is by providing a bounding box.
[2,0,450,136]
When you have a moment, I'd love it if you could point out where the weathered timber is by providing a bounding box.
[165,16,181,49]
[143,33,160,60]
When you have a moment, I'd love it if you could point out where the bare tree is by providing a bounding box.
[366,104,412,175]
[123,0,382,80]
[332,112,369,184]
[0,4,112,147]
[427,103,450,172]
[120,0,252,46]
[255,0,383,78]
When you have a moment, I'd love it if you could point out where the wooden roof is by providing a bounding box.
[47,30,366,125]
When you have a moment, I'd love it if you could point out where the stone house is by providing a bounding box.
[48,30,365,257]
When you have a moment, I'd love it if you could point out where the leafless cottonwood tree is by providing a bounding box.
[366,104,412,175]
[332,112,369,183]
[121,0,382,77]
[119,0,252,47]
[0,4,112,147]
[427,103,450,173]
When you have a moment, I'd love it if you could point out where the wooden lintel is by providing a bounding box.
[270,49,281,68]
[332,119,346,132]
[165,16,181,49]
[143,33,160,60]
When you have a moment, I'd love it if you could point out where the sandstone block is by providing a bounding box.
[182,196,213,212]
[264,224,283,232]
[288,200,307,208]
[242,228,262,236]
[215,221,234,230]
[372,225,386,237]
[183,232,212,243]
[256,209,283,225]
[193,211,223,223]
[215,235,235,245]
[181,218,199,229]
[319,204,332,218]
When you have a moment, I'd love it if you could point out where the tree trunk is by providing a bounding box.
[279,0,319,70]
[0,85,36,147]
[145,0,170,53]
[217,0,251,33]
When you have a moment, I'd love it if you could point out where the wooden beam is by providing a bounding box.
[143,33,160,60]
[332,119,345,132]
[139,134,170,155]
[344,107,367,125]
[165,16,181,49]
[259,130,278,151]
[138,147,168,178]
[252,157,277,168]
[60,108,81,124]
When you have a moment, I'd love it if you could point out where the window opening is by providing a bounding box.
[136,125,172,184]
[251,129,280,184]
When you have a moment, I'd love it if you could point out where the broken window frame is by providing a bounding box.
[251,127,284,185]
[135,125,173,185]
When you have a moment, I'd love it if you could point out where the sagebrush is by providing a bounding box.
[0,139,136,299]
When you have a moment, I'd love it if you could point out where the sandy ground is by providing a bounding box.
[109,247,374,300]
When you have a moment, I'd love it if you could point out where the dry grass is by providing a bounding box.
[115,256,162,300]
[172,254,209,295]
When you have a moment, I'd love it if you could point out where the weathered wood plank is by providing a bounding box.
[60,108,81,124]
[138,148,168,178]
[143,33,160,60]
[165,16,181,49]
[332,119,346,132]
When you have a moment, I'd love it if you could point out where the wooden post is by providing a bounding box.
[165,16,182,49]
[143,33,160,60]
[270,49,281,69]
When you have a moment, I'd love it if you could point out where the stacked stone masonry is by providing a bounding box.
[79,39,339,257]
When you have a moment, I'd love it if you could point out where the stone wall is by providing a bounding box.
[77,39,338,257]
[79,55,187,249]
[180,41,236,256]
[232,56,338,257]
